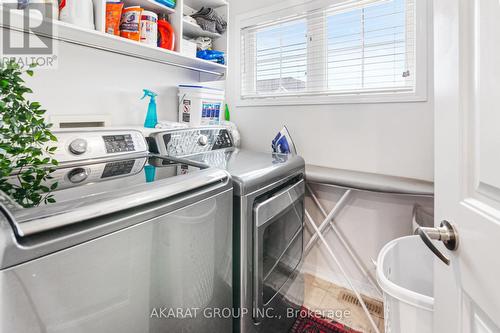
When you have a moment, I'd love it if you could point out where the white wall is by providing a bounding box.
[227,104,434,181]
[226,0,434,182]
[20,33,206,127]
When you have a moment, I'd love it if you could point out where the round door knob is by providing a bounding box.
[69,138,88,155]
[198,135,208,146]
[67,168,89,184]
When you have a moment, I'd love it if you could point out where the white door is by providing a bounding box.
[434,0,500,332]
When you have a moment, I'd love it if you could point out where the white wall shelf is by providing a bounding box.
[94,0,229,72]
[180,3,228,65]
[183,19,221,38]
[122,0,176,15]
[58,22,227,74]
[1,7,227,77]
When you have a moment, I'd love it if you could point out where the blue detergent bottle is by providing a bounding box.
[142,89,158,128]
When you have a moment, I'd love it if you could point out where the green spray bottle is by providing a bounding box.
[142,89,158,128]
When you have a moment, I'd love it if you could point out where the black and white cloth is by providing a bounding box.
[191,7,227,34]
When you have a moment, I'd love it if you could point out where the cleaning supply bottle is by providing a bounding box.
[157,14,175,51]
[141,89,158,128]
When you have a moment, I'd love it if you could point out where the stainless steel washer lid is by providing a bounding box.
[185,149,305,196]
[1,156,230,237]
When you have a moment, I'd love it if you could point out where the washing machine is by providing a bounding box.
[0,129,233,333]
[149,126,306,333]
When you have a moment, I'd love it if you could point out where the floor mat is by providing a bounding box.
[303,273,384,332]
[290,307,362,333]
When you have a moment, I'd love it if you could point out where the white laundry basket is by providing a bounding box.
[376,236,434,333]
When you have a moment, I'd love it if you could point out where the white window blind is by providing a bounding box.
[240,0,416,99]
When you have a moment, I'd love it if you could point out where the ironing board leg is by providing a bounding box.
[305,209,381,333]
[304,188,352,253]
[305,183,382,297]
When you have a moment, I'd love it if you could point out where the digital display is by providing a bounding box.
[103,134,135,153]
[101,160,136,178]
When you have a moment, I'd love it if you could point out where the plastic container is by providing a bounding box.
[105,1,124,36]
[376,236,434,333]
[178,85,224,126]
[59,0,95,29]
[120,6,143,41]
[140,11,158,45]
[157,14,175,51]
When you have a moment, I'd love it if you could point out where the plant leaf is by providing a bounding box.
[0,60,59,207]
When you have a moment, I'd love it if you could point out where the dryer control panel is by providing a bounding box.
[151,127,233,157]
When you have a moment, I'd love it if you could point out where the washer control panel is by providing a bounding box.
[51,130,148,163]
[103,134,136,153]
[153,127,233,157]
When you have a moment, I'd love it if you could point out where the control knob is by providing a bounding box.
[69,138,88,155]
[198,135,208,146]
[67,168,89,184]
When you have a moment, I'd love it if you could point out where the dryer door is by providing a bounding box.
[253,179,305,322]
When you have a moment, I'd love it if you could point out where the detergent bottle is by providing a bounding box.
[142,89,158,128]
[157,14,175,50]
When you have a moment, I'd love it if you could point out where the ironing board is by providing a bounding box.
[303,164,434,333]
[306,164,434,195]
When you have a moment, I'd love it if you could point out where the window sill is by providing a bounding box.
[236,91,428,107]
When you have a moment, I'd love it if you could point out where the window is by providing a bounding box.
[240,0,420,101]
[242,19,308,95]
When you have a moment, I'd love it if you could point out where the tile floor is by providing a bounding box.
[303,273,385,333]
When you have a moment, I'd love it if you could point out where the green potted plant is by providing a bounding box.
[0,60,59,208]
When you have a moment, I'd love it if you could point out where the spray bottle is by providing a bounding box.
[141,89,158,128]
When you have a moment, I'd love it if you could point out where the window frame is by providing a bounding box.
[234,0,429,106]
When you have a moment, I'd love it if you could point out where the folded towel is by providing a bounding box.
[195,17,217,33]
[191,7,227,34]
